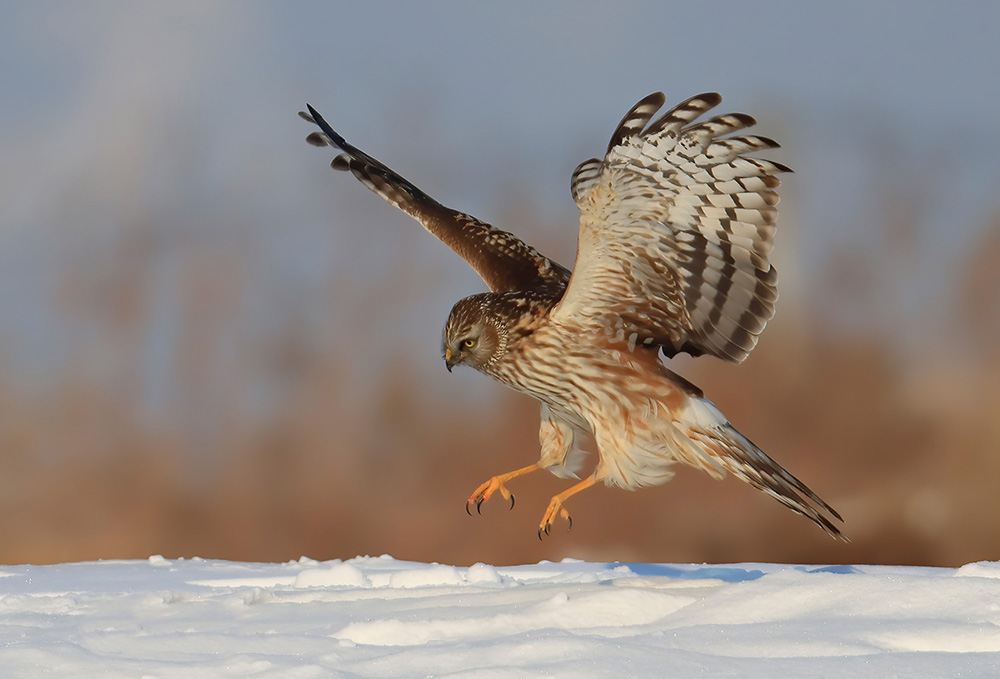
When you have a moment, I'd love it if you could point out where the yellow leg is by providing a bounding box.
[538,477,597,539]
[466,463,541,515]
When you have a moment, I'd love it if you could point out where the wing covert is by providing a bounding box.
[300,105,571,294]
[553,92,789,363]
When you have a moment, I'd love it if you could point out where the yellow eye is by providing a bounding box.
[462,338,477,349]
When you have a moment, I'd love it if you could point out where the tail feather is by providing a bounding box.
[681,398,846,540]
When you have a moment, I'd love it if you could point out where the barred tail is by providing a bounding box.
[680,397,847,540]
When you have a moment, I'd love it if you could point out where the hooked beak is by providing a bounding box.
[444,347,454,372]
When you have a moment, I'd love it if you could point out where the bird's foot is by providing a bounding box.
[535,477,595,539]
[466,477,516,515]
[465,463,541,516]
[537,497,573,539]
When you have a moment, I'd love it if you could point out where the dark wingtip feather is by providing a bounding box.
[606,92,666,153]
[700,92,723,107]
[303,104,350,150]
[305,131,329,147]
[331,154,351,171]
[752,135,781,150]
[643,92,723,139]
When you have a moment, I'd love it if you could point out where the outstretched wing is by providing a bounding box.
[553,92,789,363]
[300,105,571,294]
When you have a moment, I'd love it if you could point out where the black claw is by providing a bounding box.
[567,515,573,532]
[537,527,544,541]
[509,494,516,511]
[465,501,473,517]
[476,497,484,515]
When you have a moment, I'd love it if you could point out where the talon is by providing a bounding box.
[535,478,594,538]
[465,464,540,519]
[538,527,544,541]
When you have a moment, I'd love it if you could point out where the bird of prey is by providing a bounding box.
[300,92,844,540]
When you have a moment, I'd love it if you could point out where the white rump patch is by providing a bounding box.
[682,397,730,431]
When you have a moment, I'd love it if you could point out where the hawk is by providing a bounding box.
[300,92,845,539]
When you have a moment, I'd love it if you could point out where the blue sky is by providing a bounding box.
[1,0,999,387]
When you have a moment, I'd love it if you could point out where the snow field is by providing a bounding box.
[0,556,998,677]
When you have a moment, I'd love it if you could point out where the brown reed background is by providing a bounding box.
[2,144,998,568]
[2,3,999,568]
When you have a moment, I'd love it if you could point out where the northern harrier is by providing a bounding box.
[300,92,844,539]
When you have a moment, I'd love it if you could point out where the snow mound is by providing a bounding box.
[0,556,998,677]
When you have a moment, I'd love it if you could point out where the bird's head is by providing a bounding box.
[442,295,508,374]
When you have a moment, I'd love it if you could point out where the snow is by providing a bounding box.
[1,556,999,677]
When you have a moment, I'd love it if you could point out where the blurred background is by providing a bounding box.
[2,1,999,568]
